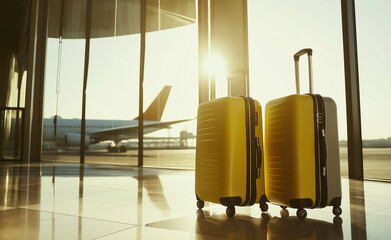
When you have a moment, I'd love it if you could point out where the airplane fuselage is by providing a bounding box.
[43,118,160,145]
[41,85,190,151]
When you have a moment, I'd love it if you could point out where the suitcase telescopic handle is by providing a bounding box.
[227,70,250,97]
[294,48,313,94]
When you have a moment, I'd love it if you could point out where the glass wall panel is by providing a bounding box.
[356,0,391,180]
[42,38,85,162]
[0,1,29,161]
[43,0,143,165]
[143,24,198,169]
[85,34,140,165]
[247,1,348,177]
[0,109,24,160]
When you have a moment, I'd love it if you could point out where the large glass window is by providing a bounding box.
[42,0,88,162]
[42,38,85,162]
[43,0,143,165]
[0,108,24,160]
[356,0,391,180]
[247,0,348,177]
[143,25,198,169]
[85,34,140,165]
[42,0,197,167]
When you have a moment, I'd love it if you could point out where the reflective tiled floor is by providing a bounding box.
[0,163,390,239]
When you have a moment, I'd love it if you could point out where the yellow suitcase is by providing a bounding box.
[264,49,342,220]
[195,96,267,217]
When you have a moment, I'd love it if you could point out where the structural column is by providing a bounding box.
[198,0,209,104]
[198,0,249,103]
[341,0,364,180]
[210,0,249,97]
[24,0,41,163]
[30,0,49,162]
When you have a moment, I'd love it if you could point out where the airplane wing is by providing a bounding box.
[89,119,194,143]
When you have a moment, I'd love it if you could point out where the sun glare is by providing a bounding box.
[205,55,227,80]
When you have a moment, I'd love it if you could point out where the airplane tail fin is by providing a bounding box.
[135,85,172,121]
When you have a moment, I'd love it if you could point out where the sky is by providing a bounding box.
[43,0,391,140]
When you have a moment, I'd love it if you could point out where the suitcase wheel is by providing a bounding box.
[332,206,342,216]
[280,209,289,218]
[280,206,287,210]
[226,206,236,217]
[260,202,268,212]
[333,216,343,225]
[196,200,205,209]
[296,208,307,220]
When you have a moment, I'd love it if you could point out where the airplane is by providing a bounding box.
[42,86,192,152]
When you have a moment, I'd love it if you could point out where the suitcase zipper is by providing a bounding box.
[311,94,328,208]
[311,94,321,208]
[316,94,328,208]
[248,97,257,206]
[241,97,257,206]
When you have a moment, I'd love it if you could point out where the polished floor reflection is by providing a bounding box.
[0,163,390,239]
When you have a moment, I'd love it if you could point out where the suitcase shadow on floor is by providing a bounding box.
[195,209,343,240]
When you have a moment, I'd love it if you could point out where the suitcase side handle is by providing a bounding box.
[256,137,262,179]
[294,48,313,94]
[321,129,328,176]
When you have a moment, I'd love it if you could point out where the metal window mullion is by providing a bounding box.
[341,0,364,180]
[138,0,147,167]
[80,0,92,164]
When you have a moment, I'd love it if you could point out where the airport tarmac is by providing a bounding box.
[42,149,197,170]
[42,147,391,180]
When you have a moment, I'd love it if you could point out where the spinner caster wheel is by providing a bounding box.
[261,212,272,222]
[280,209,289,218]
[333,206,342,216]
[197,200,204,209]
[226,206,236,217]
[333,216,343,225]
[281,206,287,210]
[260,202,269,212]
[296,208,307,220]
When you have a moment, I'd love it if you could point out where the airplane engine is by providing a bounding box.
[65,133,90,147]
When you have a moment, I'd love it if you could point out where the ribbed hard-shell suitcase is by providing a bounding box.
[195,96,268,217]
[264,49,342,219]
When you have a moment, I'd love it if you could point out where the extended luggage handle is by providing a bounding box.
[227,70,250,97]
[294,48,313,94]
